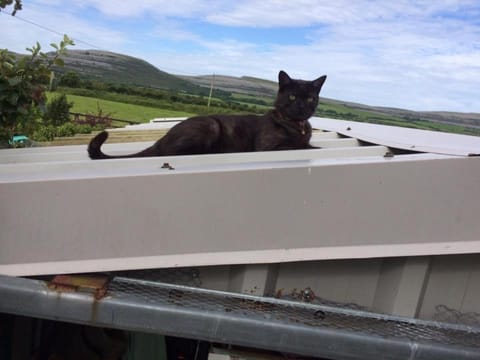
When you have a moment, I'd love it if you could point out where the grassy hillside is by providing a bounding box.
[182,76,480,131]
[40,49,478,134]
[179,74,278,97]
[55,50,200,92]
[47,92,193,123]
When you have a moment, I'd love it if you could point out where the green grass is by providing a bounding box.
[46,89,479,137]
[231,93,273,108]
[47,92,195,123]
[54,86,262,116]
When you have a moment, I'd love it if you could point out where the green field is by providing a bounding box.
[46,88,480,137]
[47,92,194,123]
[231,93,273,109]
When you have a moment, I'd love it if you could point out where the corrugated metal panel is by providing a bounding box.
[2,153,480,276]
[2,118,480,359]
[312,117,480,156]
[2,115,480,359]
[1,118,480,277]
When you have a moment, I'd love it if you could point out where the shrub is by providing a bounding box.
[59,71,82,88]
[55,122,77,137]
[0,35,74,144]
[43,93,73,126]
[76,124,94,134]
[31,123,95,142]
[32,125,57,142]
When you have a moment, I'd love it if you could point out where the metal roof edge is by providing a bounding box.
[311,117,480,156]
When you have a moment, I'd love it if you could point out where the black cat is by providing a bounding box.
[88,70,327,159]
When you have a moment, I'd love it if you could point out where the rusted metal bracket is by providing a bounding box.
[48,274,110,300]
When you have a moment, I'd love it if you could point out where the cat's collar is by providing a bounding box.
[298,120,307,135]
[274,110,307,135]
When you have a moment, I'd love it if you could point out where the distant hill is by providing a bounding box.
[178,74,278,96]
[325,99,480,130]
[181,76,480,129]
[56,50,199,91]
[24,49,477,129]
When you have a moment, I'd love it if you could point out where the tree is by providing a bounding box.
[59,71,82,88]
[0,0,22,15]
[0,35,74,143]
[43,93,74,126]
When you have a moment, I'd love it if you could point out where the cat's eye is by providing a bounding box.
[307,97,314,102]
[289,95,296,101]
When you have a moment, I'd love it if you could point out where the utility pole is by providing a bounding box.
[207,74,215,112]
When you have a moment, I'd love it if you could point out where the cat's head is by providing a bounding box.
[274,70,327,121]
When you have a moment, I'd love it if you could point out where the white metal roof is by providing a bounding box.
[1,117,480,276]
[313,117,480,156]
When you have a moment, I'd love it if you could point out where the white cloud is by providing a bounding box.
[1,4,128,53]
[151,20,202,42]
[69,0,223,18]
[2,0,479,112]
[205,0,478,27]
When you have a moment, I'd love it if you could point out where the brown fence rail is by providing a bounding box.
[70,112,137,127]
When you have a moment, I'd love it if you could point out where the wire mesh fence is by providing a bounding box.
[108,274,480,350]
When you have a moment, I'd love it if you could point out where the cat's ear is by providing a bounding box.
[313,75,327,92]
[278,70,292,87]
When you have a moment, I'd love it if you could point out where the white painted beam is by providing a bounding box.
[1,154,479,276]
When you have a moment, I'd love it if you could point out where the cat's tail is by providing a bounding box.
[88,131,112,159]
[88,131,156,159]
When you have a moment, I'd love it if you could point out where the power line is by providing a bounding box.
[0,10,209,77]
[0,10,102,50]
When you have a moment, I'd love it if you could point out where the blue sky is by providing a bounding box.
[1,0,479,113]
